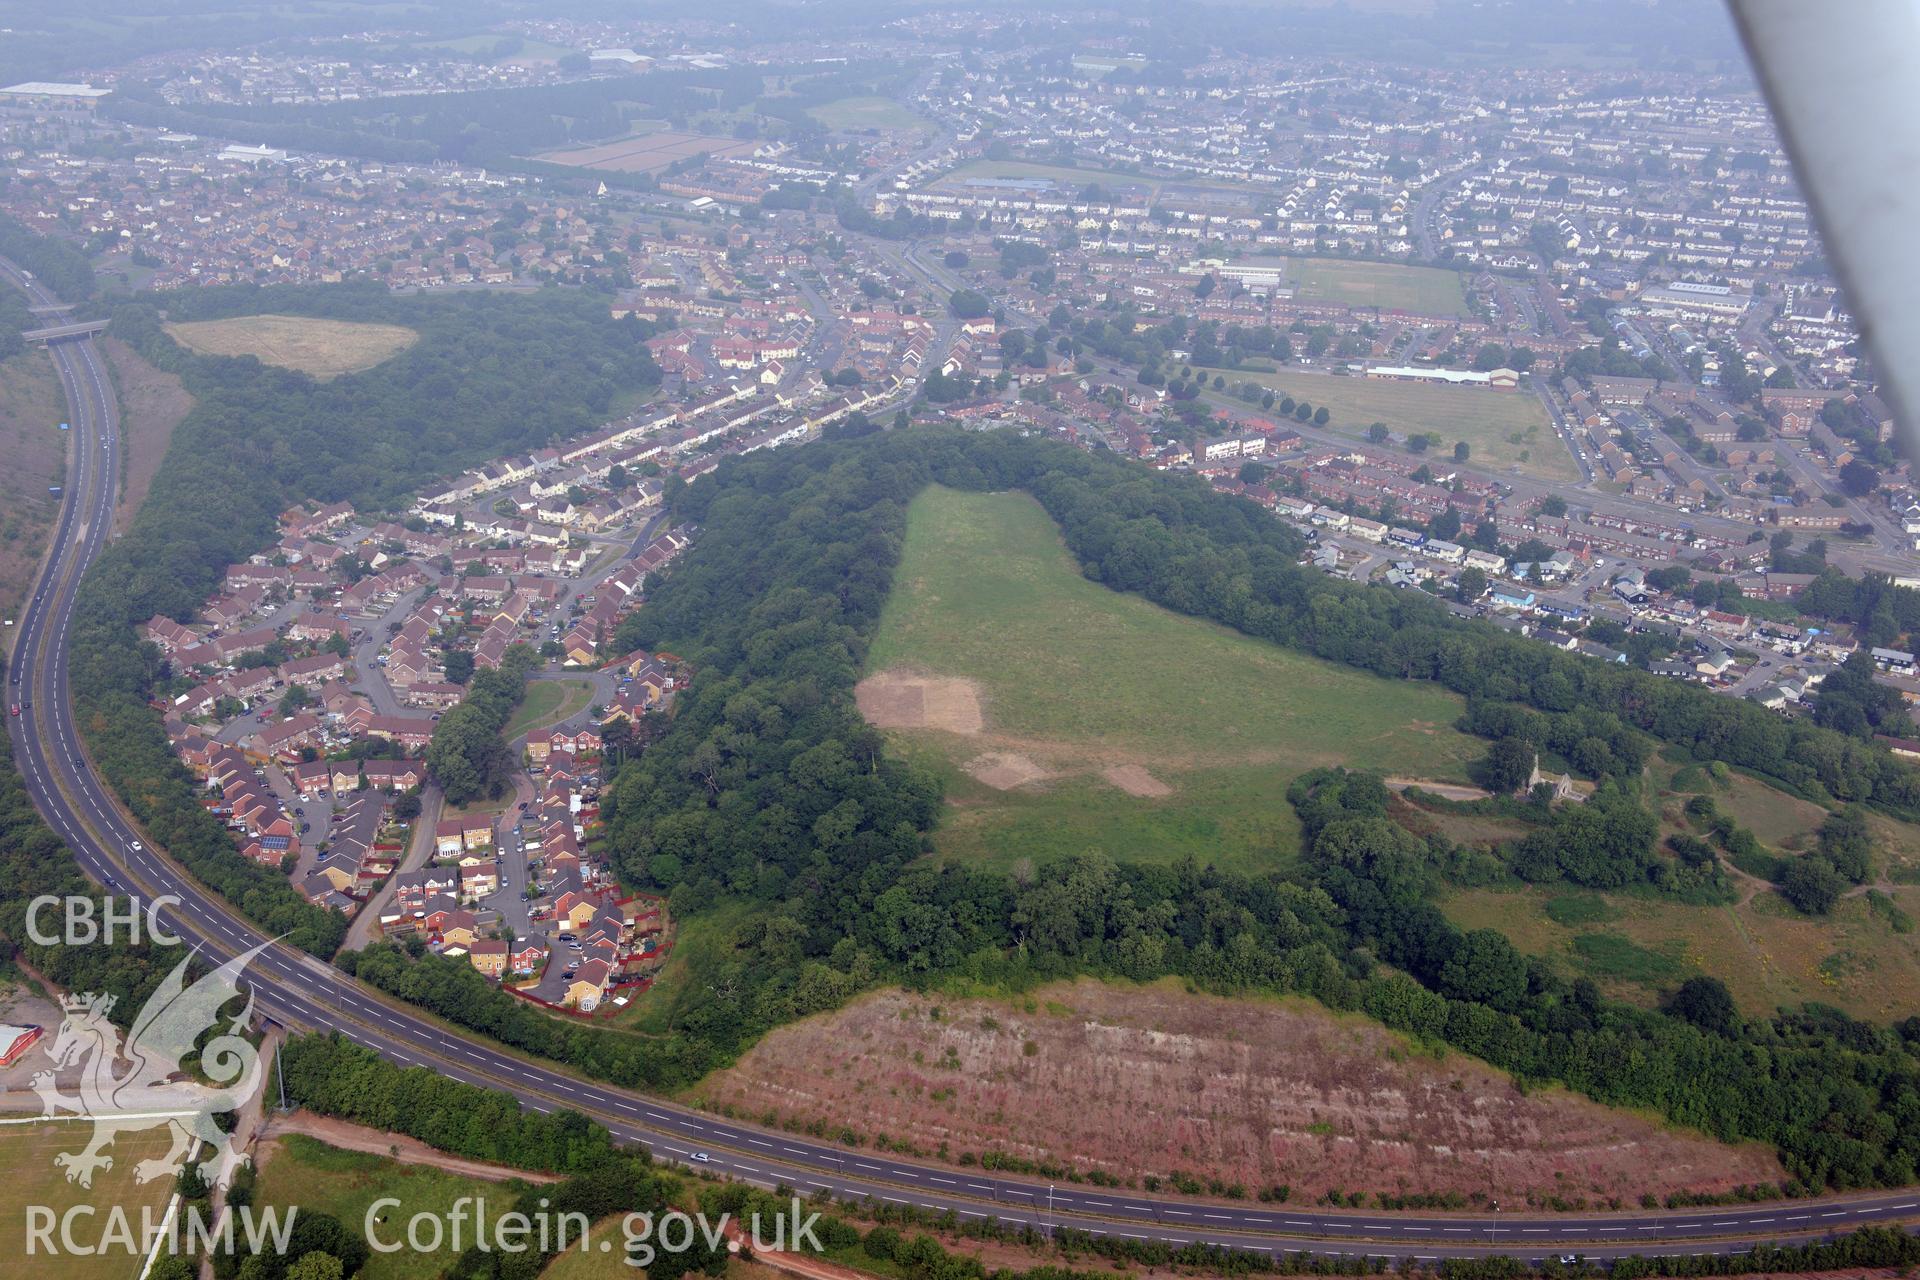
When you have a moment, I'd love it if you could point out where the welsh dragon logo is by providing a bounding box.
[33,941,269,1190]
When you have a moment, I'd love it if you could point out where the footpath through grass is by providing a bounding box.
[862,485,1479,873]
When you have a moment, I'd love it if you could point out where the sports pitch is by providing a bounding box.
[1288,256,1469,317]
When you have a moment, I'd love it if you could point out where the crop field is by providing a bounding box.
[1288,256,1469,316]
[809,96,931,133]
[252,1134,533,1280]
[690,978,1784,1204]
[165,315,419,380]
[0,1120,180,1280]
[532,130,757,173]
[858,486,1479,873]
[1208,367,1579,482]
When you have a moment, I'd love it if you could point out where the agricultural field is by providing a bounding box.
[858,486,1480,873]
[690,978,1784,1205]
[1287,256,1469,317]
[809,95,932,133]
[0,1121,180,1280]
[532,130,757,173]
[0,347,66,643]
[252,1134,536,1280]
[1207,367,1579,483]
[164,315,419,380]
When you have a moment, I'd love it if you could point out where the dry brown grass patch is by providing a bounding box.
[165,314,418,379]
[1104,764,1171,797]
[964,752,1050,790]
[855,669,985,734]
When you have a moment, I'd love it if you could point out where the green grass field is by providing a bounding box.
[506,680,594,743]
[809,96,931,133]
[1206,368,1578,482]
[861,486,1479,873]
[253,1135,535,1280]
[1445,882,1920,1021]
[1442,760,1920,1020]
[418,34,580,62]
[1289,257,1468,317]
[937,159,1165,198]
[0,1121,180,1280]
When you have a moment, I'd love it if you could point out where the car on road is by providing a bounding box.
[8,704,16,717]
[128,840,143,852]
[691,1152,711,1163]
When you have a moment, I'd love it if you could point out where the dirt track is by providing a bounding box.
[257,1109,560,1183]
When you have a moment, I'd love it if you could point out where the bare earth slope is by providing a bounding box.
[693,979,1782,1205]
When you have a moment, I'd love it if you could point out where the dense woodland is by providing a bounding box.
[0,212,97,301]
[0,285,33,360]
[64,285,660,954]
[426,644,539,804]
[281,1032,620,1173]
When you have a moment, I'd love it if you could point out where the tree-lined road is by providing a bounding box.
[5,257,1918,1266]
